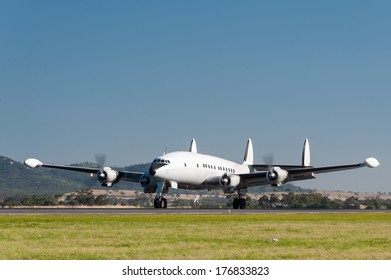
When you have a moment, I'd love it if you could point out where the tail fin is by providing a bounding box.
[243,139,254,165]
[302,138,311,167]
[189,139,197,153]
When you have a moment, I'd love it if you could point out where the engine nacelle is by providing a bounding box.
[139,173,157,193]
[267,167,288,185]
[97,167,119,187]
[219,173,241,187]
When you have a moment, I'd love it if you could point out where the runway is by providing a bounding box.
[1,207,390,215]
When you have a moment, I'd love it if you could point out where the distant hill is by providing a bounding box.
[0,156,149,197]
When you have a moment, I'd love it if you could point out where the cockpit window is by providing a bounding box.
[153,158,170,164]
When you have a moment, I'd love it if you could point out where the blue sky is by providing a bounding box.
[1,1,390,192]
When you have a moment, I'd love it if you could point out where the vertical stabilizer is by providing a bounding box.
[302,138,311,167]
[189,139,198,153]
[243,139,254,165]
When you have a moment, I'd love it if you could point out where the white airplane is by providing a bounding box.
[24,139,379,209]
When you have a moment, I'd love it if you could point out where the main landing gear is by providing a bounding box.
[232,187,247,209]
[232,197,246,209]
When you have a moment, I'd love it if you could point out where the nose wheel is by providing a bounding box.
[153,181,168,208]
[154,197,167,208]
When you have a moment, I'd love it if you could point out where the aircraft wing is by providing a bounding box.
[251,164,309,171]
[24,158,144,183]
[240,157,379,187]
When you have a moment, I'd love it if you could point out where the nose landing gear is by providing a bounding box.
[153,181,168,208]
[154,197,167,208]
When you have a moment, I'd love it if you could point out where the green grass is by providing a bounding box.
[1,213,391,259]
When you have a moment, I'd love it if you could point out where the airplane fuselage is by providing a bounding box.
[152,151,251,189]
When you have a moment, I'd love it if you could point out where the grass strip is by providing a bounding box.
[1,213,391,259]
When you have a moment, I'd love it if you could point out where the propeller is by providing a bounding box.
[95,154,109,184]
[79,154,107,188]
[95,154,107,168]
[75,153,113,188]
[262,153,274,168]
[263,153,278,181]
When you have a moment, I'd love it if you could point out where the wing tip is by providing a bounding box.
[24,158,43,168]
[365,157,380,168]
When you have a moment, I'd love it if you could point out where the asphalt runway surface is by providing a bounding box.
[1,207,390,215]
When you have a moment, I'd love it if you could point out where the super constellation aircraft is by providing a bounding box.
[24,139,379,209]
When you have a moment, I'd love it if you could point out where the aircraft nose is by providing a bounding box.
[149,164,156,176]
[149,162,167,176]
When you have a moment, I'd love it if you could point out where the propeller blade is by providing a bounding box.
[262,153,274,171]
[95,154,107,168]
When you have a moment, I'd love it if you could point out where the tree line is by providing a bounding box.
[256,192,391,209]
[2,190,391,209]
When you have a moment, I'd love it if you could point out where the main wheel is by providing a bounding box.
[239,198,246,209]
[233,198,239,209]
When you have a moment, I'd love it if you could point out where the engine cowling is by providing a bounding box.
[97,167,119,187]
[219,173,241,187]
[139,173,157,193]
[267,167,288,185]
